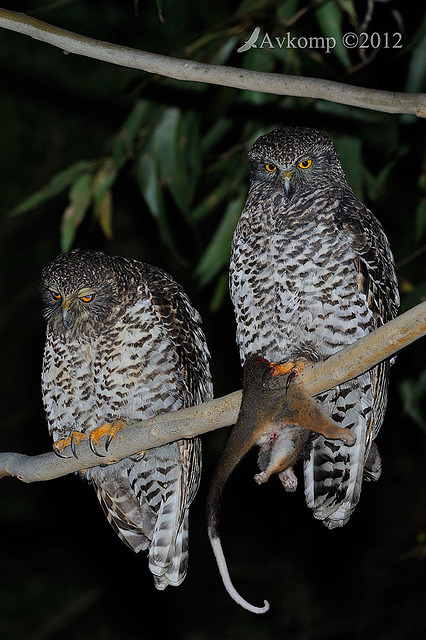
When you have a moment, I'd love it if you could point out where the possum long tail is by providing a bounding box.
[206,426,269,614]
[208,528,270,614]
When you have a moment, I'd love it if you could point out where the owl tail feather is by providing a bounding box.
[150,508,189,590]
[208,531,269,615]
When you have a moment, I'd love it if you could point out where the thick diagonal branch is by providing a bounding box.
[1,301,425,483]
[0,9,425,116]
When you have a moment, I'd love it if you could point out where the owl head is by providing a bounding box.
[248,127,347,199]
[41,249,137,337]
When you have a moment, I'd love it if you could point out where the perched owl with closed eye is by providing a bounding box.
[41,248,212,589]
[228,127,399,529]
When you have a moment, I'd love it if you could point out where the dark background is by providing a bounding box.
[0,1,425,639]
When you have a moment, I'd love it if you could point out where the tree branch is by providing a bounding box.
[1,301,425,484]
[0,9,425,117]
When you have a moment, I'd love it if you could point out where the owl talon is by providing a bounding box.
[89,420,126,456]
[70,431,87,459]
[105,422,125,451]
[268,360,305,391]
[52,431,86,459]
[89,438,106,458]
[52,439,73,459]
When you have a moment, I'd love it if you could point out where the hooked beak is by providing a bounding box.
[283,171,292,198]
[61,299,73,329]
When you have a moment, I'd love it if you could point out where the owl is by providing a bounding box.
[230,127,399,529]
[41,249,213,588]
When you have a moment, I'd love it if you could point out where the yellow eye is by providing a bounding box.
[265,163,277,172]
[298,159,312,169]
[79,294,95,303]
[50,291,62,301]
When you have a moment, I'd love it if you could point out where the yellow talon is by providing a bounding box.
[89,420,126,456]
[269,360,305,378]
[53,431,86,459]
[71,431,87,446]
[53,436,72,456]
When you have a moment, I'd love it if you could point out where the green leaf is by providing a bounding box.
[236,0,270,16]
[406,35,426,93]
[336,0,356,21]
[152,109,185,212]
[210,271,229,312]
[200,118,233,154]
[315,0,352,69]
[399,370,426,431]
[191,180,231,222]
[92,157,118,236]
[11,160,95,216]
[195,194,245,287]
[415,198,426,242]
[110,100,155,167]
[151,108,201,221]
[363,161,395,203]
[314,100,377,123]
[209,35,239,65]
[333,136,363,198]
[60,173,93,252]
[96,189,114,240]
[277,0,299,21]
[176,110,202,209]
[135,150,178,254]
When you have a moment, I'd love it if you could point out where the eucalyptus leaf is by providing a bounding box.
[363,161,395,202]
[201,119,233,154]
[60,173,94,252]
[152,109,187,214]
[195,194,245,287]
[210,271,229,312]
[11,160,95,216]
[191,180,231,222]
[92,158,118,239]
[315,0,352,69]
[334,136,363,199]
[399,371,426,431]
[415,198,426,242]
[96,189,114,240]
[405,35,426,93]
[92,158,118,207]
[110,100,156,165]
[135,150,178,254]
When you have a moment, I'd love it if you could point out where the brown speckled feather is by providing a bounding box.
[230,127,399,528]
[41,249,213,587]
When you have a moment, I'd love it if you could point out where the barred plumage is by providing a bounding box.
[41,249,212,587]
[230,127,399,528]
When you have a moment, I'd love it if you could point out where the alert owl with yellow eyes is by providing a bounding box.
[41,249,212,589]
[230,127,400,527]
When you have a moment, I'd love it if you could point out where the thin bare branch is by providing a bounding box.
[0,9,425,116]
[1,301,425,484]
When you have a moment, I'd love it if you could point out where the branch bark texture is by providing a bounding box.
[1,301,425,484]
[0,9,425,116]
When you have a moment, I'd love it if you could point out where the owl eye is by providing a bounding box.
[265,163,277,172]
[50,290,62,301]
[79,294,95,303]
[298,159,312,169]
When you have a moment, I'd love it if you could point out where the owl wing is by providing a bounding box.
[142,266,212,588]
[335,194,399,442]
[89,266,212,589]
[304,195,399,528]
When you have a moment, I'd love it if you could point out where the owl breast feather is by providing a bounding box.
[230,202,373,364]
